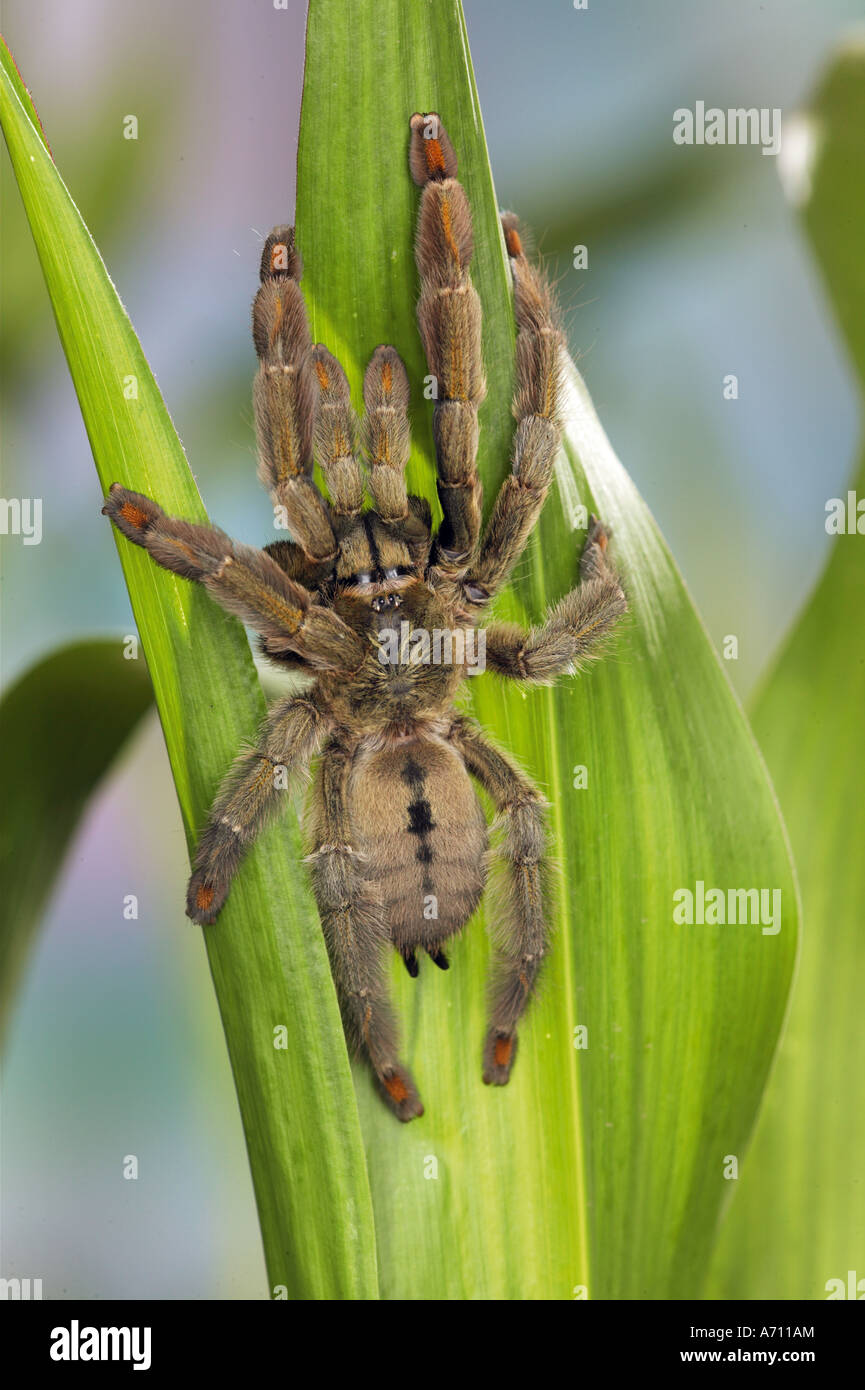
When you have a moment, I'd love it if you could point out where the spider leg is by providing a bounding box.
[186,696,326,924]
[308,743,424,1122]
[103,484,363,673]
[252,227,338,566]
[262,538,334,589]
[310,345,365,521]
[361,345,413,523]
[484,516,627,683]
[449,716,550,1086]
[466,214,565,606]
[409,113,486,582]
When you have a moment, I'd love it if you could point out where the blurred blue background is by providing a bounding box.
[2,0,863,1297]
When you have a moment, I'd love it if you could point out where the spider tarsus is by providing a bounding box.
[482,1029,518,1087]
[102,483,162,541]
[500,211,526,262]
[427,947,449,971]
[380,1066,424,1122]
[101,480,123,514]
[259,224,302,283]
[586,513,610,551]
[580,516,621,589]
[409,111,458,186]
[185,870,225,926]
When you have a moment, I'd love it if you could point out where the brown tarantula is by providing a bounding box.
[103,113,627,1121]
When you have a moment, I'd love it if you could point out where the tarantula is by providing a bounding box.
[103,113,627,1121]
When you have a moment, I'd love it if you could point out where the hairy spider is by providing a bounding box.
[103,113,627,1121]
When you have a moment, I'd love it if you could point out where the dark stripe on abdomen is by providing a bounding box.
[401,754,436,893]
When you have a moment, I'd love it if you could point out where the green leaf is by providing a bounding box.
[708,43,865,1300]
[0,38,378,1299]
[297,0,798,1298]
[0,74,184,387]
[0,642,152,1041]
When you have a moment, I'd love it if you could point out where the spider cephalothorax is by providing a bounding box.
[104,113,627,1121]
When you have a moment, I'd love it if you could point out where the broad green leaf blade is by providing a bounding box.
[0,642,152,1042]
[709,44,865,1301]
[298,0,798,1299]
[0,42,378,1299]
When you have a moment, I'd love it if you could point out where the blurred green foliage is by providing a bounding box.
[709,42,865,1299]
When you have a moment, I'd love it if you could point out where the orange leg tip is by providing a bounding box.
[425,137,446,177]
[494,1035,513,1068]
[384,1072,409,1104]
[380,359,393,393]
[314,359,330,390]
[504,226,523,259]
[270,243,289,274]
[119,501,150,530]
[195,882,215,912]
[409,112,456,184]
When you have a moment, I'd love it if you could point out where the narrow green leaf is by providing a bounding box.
[0,642,152,1041]
[709,43,865,1300]
[298,0,798,1298]
[0,40,378,1299]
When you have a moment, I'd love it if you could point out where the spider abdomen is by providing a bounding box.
[347,736,488,957]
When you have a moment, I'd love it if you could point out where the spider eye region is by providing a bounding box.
[340,566,413,591]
